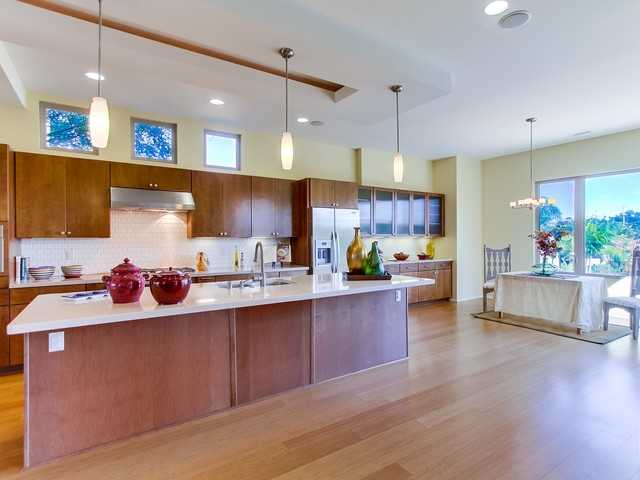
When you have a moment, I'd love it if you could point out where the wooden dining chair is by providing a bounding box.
[483,244,511,312]
[603,246,640,340]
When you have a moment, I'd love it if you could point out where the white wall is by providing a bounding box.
[482,127,640,271]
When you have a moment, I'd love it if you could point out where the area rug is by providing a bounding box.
[472,311,631,344]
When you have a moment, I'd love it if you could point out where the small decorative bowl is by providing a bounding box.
[393,252,410,261]
[61,265,83,278]
[417,253,432,260]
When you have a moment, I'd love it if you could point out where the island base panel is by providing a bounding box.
[313,289,408,383]
[24,310,232,467]
[236,300,311,404]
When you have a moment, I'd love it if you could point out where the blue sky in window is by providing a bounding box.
[586,172,640,217]
[540,180,574,218]
[206,134,237,168]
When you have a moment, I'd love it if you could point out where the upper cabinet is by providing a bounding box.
[251,177,293,238]
[394,191,411,236]
[188,171,251,238]
[356,186,445,238]
[309,178,358,209]
[428,194,445,237]
[357,187,373,236]
[15,153,110,238]
[110,162,191,192]
[411,193,427,236]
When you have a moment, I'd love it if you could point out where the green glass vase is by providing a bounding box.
[365,241,385,276]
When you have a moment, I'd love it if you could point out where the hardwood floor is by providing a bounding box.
[0,299,639,479]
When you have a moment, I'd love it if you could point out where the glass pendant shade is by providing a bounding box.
[393,152,404,183]
[281,131,293,170]
[89,96,110,148]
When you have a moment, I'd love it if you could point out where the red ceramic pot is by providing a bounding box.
[102,258,147,304]
[149,268,191,305]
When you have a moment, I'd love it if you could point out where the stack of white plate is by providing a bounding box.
[61,265,83,278]
[28,266,55,280]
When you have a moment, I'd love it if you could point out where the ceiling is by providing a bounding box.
[1,0,640,160]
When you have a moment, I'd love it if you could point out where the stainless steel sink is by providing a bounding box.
[217,278,294,289]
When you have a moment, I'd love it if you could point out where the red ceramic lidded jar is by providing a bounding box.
[102,258,147,304]
[149,268,191,305]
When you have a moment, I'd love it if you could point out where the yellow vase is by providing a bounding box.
[426,237,435,259]
[346,227,365,273]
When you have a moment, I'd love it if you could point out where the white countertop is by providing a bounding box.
[7,273,432,335]
[9,264,309,289]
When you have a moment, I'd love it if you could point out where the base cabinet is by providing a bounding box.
[388,261,452,304]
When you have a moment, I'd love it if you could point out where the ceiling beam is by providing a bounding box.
[0,41,27,108]
[17,0,345,93]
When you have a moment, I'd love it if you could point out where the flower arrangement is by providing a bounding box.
[529,230,565,275]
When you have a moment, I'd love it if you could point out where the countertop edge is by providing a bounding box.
[7,275,433,335]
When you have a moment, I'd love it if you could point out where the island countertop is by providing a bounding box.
[7,273,433,335]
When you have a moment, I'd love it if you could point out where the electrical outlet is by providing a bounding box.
[395,290,402,302]
[48,331,64,352]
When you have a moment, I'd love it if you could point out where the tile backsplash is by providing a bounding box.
[19,211,282,274]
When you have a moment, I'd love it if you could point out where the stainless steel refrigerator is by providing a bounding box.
[311,208,360,273]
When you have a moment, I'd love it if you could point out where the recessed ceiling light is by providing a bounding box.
[209,98,225,106]
[484,1,509,16]
[85,72,104,81]
[499,10,531,29]
[297,117,309,124]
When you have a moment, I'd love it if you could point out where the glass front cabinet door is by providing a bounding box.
[411,193,426,236]
[357,187,373,236]
[394,191,411,236]
[427,194,444,236]
[374,189,394,235]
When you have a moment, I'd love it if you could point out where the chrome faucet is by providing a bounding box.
[253,241,266,287]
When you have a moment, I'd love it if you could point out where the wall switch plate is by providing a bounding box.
[395,290,402,302]
[48,331,64,352]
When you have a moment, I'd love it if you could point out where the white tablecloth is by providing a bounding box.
[494,272,608,332]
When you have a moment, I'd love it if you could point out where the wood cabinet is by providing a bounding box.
[388,261,453,304]
[309,178,358,209]
[356,186,445,238]
[15,153,110,238]
[0,305,9,369]
[188,171,251,238]
[110,162,191,192]
[251,177,293,237]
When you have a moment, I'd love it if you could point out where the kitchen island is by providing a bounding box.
[8,273,432,467]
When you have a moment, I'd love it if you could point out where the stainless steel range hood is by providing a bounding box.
[110,187,196,212]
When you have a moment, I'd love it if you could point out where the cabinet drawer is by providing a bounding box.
[215,274,252,282]
[399,263,419,273]
[194,275,218,284]
[85,282,107,291]
[419,261,452,271]
[385,264,401,274]
[10,285,85,305]
[0,288,8,306]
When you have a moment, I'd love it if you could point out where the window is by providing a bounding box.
[537,170,640,276]
[538,180,575,272]
[204,130,240,170]
[131,118,177,163]
[40,102,96,154]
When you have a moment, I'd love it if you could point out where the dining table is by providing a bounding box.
[494,272,608,332]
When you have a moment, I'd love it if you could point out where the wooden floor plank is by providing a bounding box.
[0,299,639,479]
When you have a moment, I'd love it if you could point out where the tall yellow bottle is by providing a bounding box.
[426,236,435,259]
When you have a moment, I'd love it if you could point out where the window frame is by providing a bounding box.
[130,117,178,164]
[39,101,98,155]
[536,168,640,278]
[203,129,241,171]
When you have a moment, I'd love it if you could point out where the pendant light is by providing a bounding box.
[510,117,555,209]
[89,0,110,148]
[391,85,404,183]
[279,47,295,170]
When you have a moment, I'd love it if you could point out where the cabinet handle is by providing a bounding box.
[154,184,159,188]
[59,231,65,236]
[148,183,153,187]
[67,232,71,235]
